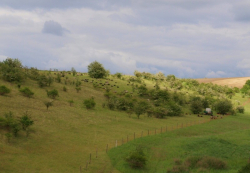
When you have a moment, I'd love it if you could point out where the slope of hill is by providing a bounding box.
[196,77,250,88]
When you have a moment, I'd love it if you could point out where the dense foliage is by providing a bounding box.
[88,61,107,78]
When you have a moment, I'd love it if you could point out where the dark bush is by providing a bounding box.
[46,89,59,99]
[237,106,245,113]
[84,98,96,109]
[238,162,250,173]
[0,85,11,95]
[126,146,147,169]
[19,87,34,98]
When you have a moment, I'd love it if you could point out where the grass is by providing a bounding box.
[108,113,250,172]
[0,73,213,173]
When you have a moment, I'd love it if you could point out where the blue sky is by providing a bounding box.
[1,0,250,78]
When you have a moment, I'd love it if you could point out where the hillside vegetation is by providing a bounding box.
[0,58,249,173]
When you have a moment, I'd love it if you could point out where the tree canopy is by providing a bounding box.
[88,61,107,78]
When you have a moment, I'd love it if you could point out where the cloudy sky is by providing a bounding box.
[1,0,250,78]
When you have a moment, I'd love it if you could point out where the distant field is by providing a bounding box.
[196,77,250,88]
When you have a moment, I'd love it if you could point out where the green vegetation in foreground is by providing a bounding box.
[108,114,250,173]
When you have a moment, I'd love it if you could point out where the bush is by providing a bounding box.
[19,87,34,98]
[214,99,232,115]
[0,85,10,95]
[167,101,182,117]
[46,89,59,99]
[63,86,67,92]
[196,156,227,170]
[84,98,96,109]
[238,162,250,173]
[237,106,245,113]
[126,146,147,169]
[0,58,25,82]
[38,74,49,87]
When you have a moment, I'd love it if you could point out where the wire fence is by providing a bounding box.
[80,118,216,172]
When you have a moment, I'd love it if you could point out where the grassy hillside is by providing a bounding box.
[0,71,216,173]
[0,60,248,173]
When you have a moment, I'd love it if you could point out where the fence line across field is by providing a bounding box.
[81,118,214,172]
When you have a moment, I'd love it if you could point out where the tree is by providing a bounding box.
[88,61,107,78]
[71,67,77,76]
[44,101,53,110]
[0,58,25,82]
[134,101,148,119]
[190,97,203,114]
[214,99,232,115]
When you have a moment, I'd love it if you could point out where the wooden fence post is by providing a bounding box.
[166,126,167,132]
[161,127,162,133]
[89,153,91,164]
[116,140,117,147]
[155,129,156,135]
[127,135,128,143]
[148,129,149,136]
[141,131,143,137]
[96,148,98,158]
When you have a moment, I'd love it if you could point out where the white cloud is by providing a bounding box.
[206,71,226,78]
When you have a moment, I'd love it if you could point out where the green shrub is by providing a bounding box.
[46,89,59,99]
[63,86,67,92]
[19,87,34,98]
[126,146,147,169]
[75,87,81,93]
[84,98,96,109]
[238,162,250,173]
[237,106,245,113]
[0,85,10,95]
[0,58,25,82]
[196,156,227,170]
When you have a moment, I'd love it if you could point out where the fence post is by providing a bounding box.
[106,144,108,153]
[182,123,183,128]
[161,127,162,133]
[127,135,128,143]
[155,129,156,135]
[134,132,135,140]
[148,129,149,136]
[166,126,167,132]
[141,131,143,137]
[177,123,178,129]
[122,138,123,145]
[89,153,91,164]
[96,148,98,158]
[116,140,117,147]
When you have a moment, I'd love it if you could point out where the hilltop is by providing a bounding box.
[196,76,250,88]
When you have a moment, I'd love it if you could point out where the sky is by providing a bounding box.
[1,0,250,78]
